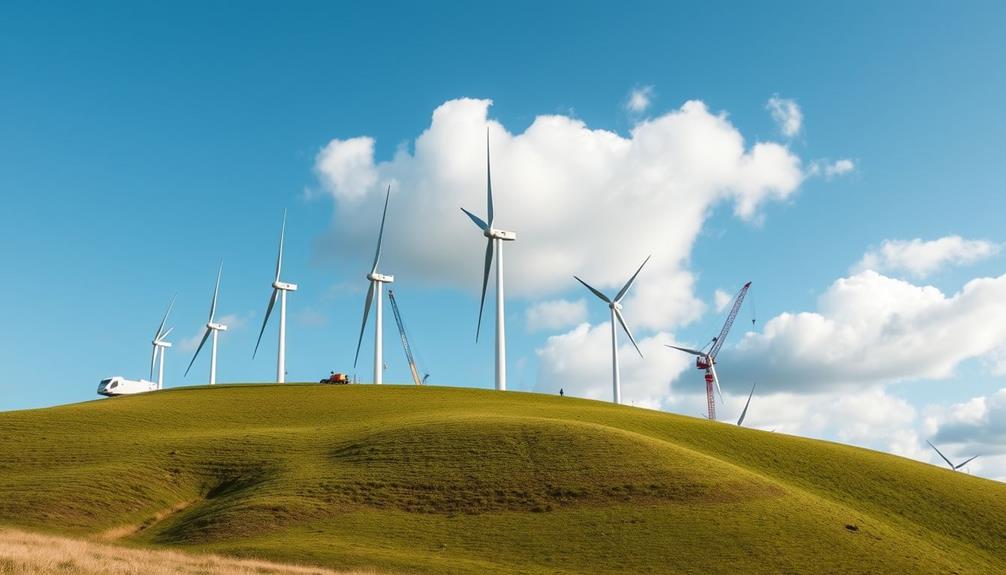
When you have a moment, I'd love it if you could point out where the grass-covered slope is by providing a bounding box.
[0,384,1003,574]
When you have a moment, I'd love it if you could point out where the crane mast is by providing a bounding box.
[387,289,423,386]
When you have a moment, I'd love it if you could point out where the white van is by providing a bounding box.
[97,376,158,397]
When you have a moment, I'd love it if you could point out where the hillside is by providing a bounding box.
[0,384,1003,574]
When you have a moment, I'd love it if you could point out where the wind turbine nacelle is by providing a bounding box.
[486,228,517,241]
[368,272,394,283]
[273,281,298,291]
[153,340,173,348]
[207,322,228,331]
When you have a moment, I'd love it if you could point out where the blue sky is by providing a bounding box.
[2,1,1005,478]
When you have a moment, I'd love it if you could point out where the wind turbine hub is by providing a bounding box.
[273,280,298,291]
[610,301,623,311]
[367,272,395,283]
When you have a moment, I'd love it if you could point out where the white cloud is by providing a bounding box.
[808,158,856,179]
[853,236,999,278]
[766,95,802,138]
[525,298,588,332]
[922,388,1006,480]
[314,98,805,332]
[713,289,732,313]
[725,270,1006,393]
[626,86,655,114]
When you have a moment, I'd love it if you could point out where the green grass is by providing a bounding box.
[0,384,1003,574]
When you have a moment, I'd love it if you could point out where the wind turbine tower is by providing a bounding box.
[254,210,298,383]
[668,281,751,420]
[185,262,228,384]
[150,296,175,390]
[574,256,650,404]
[461,129,516,391]
[355,186,394,385]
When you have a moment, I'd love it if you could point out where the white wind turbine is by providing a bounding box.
[150,296,175,390]
[927,440,979,472]
[574,256,650,404]
[185,262,228,384]
[461,129,516,391]
[254,210,298,383]
[354,186,394,385]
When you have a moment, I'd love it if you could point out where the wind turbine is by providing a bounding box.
[461,129,516,391]
[150,296,175,390]
[185,262,228,384]
[926,440,978,472]
[574,256,650,404]
[736,382,756,426]
[668,281,751,420]
[354,186,394,385]
[254,210,298,383]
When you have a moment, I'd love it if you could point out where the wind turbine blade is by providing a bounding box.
[665,344,705,357]
[574,276,611,303]
[460,207,489,231]
[737,382,756,426]
[184,328,212,377]
[371,186,391,274]
[158,327,174,342]
[150,345,157,380]
[209,261,223,322]
[253,289,279,359]
[475,238,494,341]
[709,361,724,404]
[154,296,176,341]
[275,209,287,282]
[927,440,955,469]
[614,308,643,358]
[354,281,376,367]
[955,455,979,470]
[486,127,494,228]
[614,255,651,303]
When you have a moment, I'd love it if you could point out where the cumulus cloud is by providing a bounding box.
[725,270,1006,393]
[314,98,805,331]
[626,86,655,114]
[525,298,588,332]
[713,289,732,313]
[767,95,802,137]
[808,158,855,179]
[853,236,999,278]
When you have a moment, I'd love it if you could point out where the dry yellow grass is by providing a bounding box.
[0,528,381,575]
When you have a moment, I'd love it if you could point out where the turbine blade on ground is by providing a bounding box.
[275,209,287,282]
[253,288,279,359]
[475,238,494,341]
[574,276,611,303]
[486,127,494,227]
[614,308,643,358]
[737,382,756,426]
[927,440,955,469]
[354,281,376,367]
[209,261,223,322]
[184,328,212,377]
[955,455,979,470]
[614,255,651,303]
[665,344,705,357]
[460,207,489,231]
[371,186,391,274]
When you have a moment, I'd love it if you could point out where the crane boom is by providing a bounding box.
[709,281,751,360]
[387,289,423,385]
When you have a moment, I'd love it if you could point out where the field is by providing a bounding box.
[0,384,1003,574]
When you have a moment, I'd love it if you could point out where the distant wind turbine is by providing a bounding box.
[736,382,756,426]
[254,210,298,383]
[926,440,978,472]
[461,129,516,391]
[185,262,228,384]
[574,256,650,404]
[354,186,394,385]
[150,296,175,390]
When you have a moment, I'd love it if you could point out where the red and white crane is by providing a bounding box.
[668,281,751,421]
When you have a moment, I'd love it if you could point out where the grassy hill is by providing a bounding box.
[0,384,1003,574]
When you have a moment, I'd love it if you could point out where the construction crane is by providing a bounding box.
[387,289,425,386]
[667,281,751,421]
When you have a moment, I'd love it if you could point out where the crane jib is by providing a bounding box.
[708,281,752,361]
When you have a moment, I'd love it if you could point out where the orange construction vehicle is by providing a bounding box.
[320,372,350,384]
